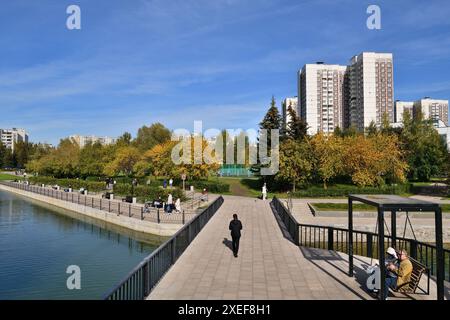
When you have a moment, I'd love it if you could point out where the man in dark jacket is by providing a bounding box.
[229,214,242,257]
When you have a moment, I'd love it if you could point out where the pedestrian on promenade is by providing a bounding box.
[229,214,242,258]
[262,183,267,200]
[175,198,181,213]
[166,193,173,214]
[169,178,173,188]
[163,179,167,189]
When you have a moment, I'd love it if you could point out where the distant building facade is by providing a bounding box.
[297,52,394,134]
[413,98,448,127]
[69,135,117,148]
[298,63,347,135]
[395,100,414,123]
[0,128,28,152]
[347,52,394,131]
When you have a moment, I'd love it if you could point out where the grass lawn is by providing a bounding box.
[311,202,450,212]
[0,173,18,181]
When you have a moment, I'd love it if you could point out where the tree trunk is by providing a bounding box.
[292,181,296,192]
[323,180,327,190]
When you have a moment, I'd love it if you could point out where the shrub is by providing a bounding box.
[113,183,185,201]
[28,176,106,192]
[187,180,230,193]
[291,183,411,197]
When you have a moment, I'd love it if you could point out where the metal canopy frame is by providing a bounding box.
[347,194,444,300]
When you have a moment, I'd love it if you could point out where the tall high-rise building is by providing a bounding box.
[281,96,299,131]
[413,98,449,126]
[69,135,117,148]
[395,100,414,123]
[298,63,347,135]
[297,52,394,134]
[0,128,28,152]
[348,52,394,131]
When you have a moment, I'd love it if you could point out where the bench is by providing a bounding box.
[122,195,133,203]
[103,192,113,199]
[392,257,430,295]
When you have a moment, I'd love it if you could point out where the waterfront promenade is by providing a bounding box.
[0,181,211,236]
[148,196,446,300]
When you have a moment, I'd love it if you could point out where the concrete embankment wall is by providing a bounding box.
[0,184,181,236]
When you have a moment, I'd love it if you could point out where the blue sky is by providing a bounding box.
[1,0,450,145]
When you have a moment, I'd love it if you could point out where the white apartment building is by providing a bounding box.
[413,98,448,127]
[298,63,347,135]
[348,52,394,131]
[395,100,414,123]
[0,128,28,152]
[281,96,299,131]
[69,135,117,148]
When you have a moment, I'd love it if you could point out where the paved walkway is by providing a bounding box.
[148,196,445,300]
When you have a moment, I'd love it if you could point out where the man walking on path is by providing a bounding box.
[229,214,242,258]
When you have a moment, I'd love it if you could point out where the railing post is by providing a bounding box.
[157,209,160,223]
[171,238,177,263]
[367,234,373,258]
[410,240,418,260]
[182,210,185,224]
[143,262,149,296]
[141,207,143,220]
[129,204,131,217]
[328,228,334,250]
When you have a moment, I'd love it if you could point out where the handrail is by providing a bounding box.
[271,196,450,283]
[102,195,224,300]
[0,181,192,224]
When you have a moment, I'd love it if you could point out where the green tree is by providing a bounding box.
[400,110,447,181]
[252,96,282,176]
[116,132,132,147]
[0,141,6,168]
[276,139,313,192]
[2,148,16,168]
[79,142,107,178]
[311,133,344,189]
[366,120,378,136]
[285,104,308,141]
[13,141,32,169]
[259,96,282,131]
[134,122,171,152]
[103,146,141,177]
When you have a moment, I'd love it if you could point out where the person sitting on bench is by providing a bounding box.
[385,249,413,298]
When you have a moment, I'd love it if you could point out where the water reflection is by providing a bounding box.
[0,190,166,299]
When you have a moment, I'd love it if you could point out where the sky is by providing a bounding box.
[1,0,450,145]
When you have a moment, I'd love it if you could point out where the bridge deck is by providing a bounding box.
[148,196,443,300]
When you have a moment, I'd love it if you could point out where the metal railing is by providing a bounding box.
[0,181,196,225]
[272,195,300,245]
[272,196,450,282]
[103,195,224,300]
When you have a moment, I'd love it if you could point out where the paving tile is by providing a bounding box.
[148,196,442,300]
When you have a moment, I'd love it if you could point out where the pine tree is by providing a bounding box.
[251,96,282,176]
[286,104,308,141]
[366,120,378,136]
[259,96,282,130]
